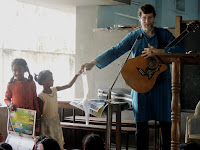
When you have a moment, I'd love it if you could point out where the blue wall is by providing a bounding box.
[97,0,200,28]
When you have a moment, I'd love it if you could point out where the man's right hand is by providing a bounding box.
[81,60,98,72]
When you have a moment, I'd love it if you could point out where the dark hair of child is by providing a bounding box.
[82,133,105,150]
[34,70,52,85]
[0,143,13,150]
[9,58,33,83]
[35,135,51,144]
[35,135,61,150]
[0,147,5,150]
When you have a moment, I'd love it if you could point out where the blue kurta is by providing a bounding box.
[95,28,185,122]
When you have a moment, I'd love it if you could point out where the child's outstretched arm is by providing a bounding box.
[56,69,83,91]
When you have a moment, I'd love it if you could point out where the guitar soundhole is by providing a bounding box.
[147,58,158,69]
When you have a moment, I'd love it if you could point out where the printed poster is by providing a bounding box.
[6,132,35,150]
[8,108,36,136]
[6,108,36,150]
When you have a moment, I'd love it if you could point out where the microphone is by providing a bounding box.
[137,33,144,39]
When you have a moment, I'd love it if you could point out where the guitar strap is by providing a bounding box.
[155,27,165,49]
[155,27,182,49]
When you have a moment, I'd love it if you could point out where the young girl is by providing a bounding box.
[34,69,82,150]
[4,58,41,135]
[35,135,61,150]
[82,133,105,150]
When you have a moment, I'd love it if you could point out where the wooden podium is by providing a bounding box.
[153,53,200,150]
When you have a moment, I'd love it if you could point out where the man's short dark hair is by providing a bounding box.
[138,4,156,18]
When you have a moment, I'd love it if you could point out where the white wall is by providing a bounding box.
[75,6,132,100]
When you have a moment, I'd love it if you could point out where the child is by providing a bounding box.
[4,58,41,135]
[82,133,105,150]
[0,143,13,150]
[34,69,82,150]
[35,135,60,150]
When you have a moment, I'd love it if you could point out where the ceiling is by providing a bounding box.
[17,0,130,11]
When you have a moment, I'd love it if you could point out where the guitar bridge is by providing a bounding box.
[137,64,161,79]
[137,68,146,76]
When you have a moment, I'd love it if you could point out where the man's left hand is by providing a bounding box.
[141,43,156,58]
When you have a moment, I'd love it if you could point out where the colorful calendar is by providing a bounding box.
[6,108,36,150]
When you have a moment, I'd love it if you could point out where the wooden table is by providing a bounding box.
[58,100,129,150]
[153,53,200,150]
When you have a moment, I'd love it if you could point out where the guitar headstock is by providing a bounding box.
[187,20,200,32]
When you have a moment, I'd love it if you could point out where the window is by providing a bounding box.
[176,0,185,11]
[0,0,76,105]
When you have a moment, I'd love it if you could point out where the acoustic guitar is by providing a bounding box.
[121,21,200,93]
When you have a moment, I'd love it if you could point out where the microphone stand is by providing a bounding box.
[105,34,143,150]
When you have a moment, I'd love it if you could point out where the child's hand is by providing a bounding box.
[76,68,84,76]
[7,103,16,111]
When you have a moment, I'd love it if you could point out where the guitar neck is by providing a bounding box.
[165,29,189,48]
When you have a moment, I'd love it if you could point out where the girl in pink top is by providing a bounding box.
[4,58,41,135]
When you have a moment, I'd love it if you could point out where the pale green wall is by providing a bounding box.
[97,0,200,28]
